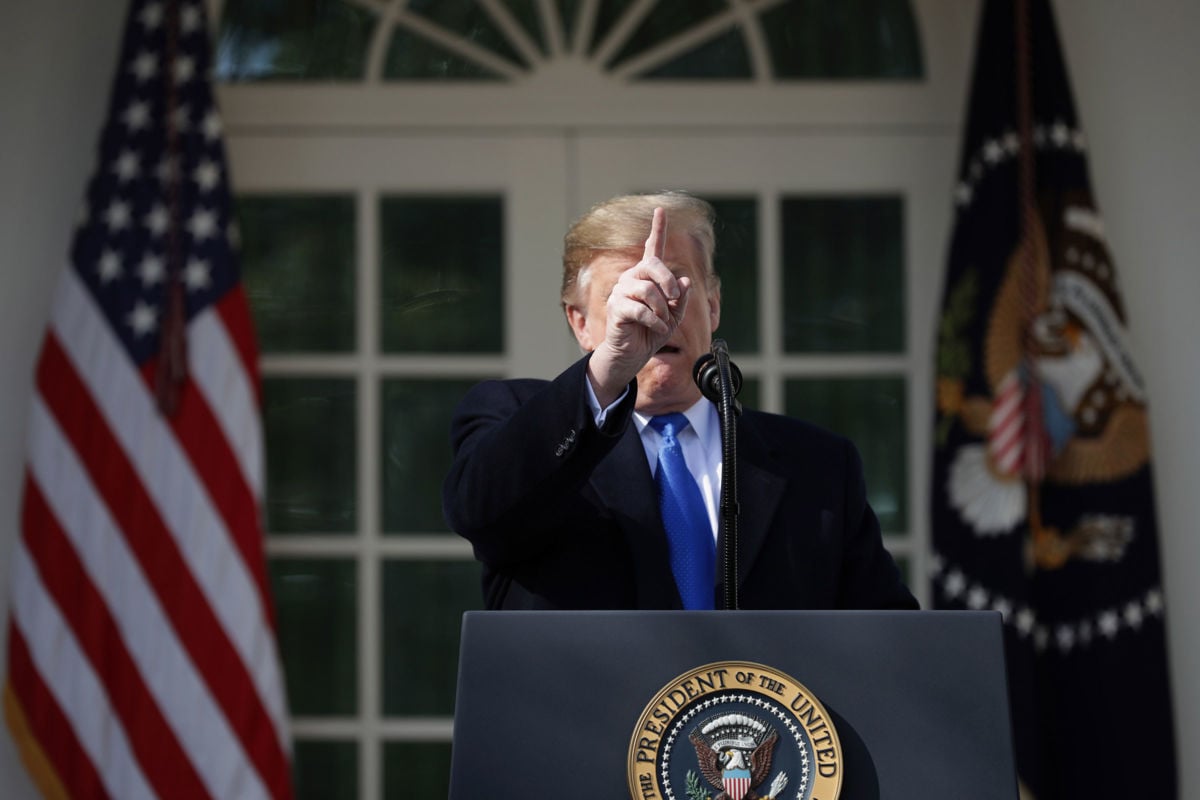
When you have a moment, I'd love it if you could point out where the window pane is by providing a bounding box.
[264,378,357,534]
[590,0,637,55]
[708,197,759,353]
[384,28,505,80]
[216,0,376,81]
[557,0,581,44]
[381,379,480,534]
[504,0,548,56]
[382,742,452,797]
[239,195,356,353]
[638,27,752,80]
[784,376,907,531]
[762,0,923,79]
[381,560,483,715]
[293,740,358,800]
[215,0,924,83]
[271,559,357,716]
[781,196,904,353]
[379,196,504,353]
[407,0,527,68]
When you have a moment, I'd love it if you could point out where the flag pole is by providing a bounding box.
[156,0,187,416]
[1014,0,1049,551]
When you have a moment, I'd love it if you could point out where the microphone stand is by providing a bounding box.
[693,339,742,610]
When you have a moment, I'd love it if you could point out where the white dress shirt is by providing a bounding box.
[585,383,722,541]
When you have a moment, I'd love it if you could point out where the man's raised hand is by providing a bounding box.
[587,207,691,405]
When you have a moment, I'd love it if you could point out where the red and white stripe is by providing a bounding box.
[7,267,292,798]
[989,371,1027,477]
[724,775,751,800]
[988,368,1050,481]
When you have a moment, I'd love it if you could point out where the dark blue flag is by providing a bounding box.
[931,1,1176,797]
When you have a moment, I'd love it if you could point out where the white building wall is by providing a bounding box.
[1054,2,1200,788]
[0,1,1195,797]
[0,0,126,796]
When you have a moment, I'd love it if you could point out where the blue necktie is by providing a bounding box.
[649,414,715,610]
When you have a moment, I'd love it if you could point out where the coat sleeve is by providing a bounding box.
[441,354,636,568]
[835,439,920,610]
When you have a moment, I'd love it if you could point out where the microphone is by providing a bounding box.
[693,339,742,610]
[692,340,742,410]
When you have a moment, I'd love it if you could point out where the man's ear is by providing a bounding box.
[565,304,595,351]
[707,286,722,332]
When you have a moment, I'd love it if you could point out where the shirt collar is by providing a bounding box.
[634,396,717,445]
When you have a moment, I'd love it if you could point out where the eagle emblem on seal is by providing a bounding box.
[688,713,788,800]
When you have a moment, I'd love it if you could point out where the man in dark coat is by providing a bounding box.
[443,193,915,611]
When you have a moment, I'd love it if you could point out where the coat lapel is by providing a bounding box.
[589,414,788,608]
[589,425,681,609]
[720,416,787,594]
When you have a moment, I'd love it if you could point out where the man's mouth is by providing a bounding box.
[656,345,682,355]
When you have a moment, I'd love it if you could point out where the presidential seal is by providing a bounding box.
[628,662,842,800]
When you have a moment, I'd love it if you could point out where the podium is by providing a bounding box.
[449,610,1017,799]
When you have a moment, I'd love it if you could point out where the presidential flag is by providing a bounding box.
[930,1,1176,797]
[4,1,293,797]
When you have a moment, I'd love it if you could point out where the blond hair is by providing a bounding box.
[561,192,718,308]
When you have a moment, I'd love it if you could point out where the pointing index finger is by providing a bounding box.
[643,207,667,262]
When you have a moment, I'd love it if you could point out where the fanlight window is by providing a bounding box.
[216,0,923,82]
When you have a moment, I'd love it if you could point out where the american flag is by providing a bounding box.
[4,1,293,798]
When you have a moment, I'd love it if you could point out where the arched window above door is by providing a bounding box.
[215,0,923,83]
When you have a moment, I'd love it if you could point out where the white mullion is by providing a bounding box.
[289,718,369,739]
[701,354,907,374]
[571,0,601,57]
[608,0,813,82]
[374,354,510,376]
[358,186,383,800]
[760,188,783,414]
[267,534,472,559]
[392,10,526,80]
[735,0,788,82]
[360,536,381,800]
[289,717,454,741]
[373,536,474,559]
[536,0,565,57]
[608,10,738,82]
[905,181,936,608]
[377,718,455,741]
[904,184,923,603]
[478,0,546,69]
[261,354,509,377]
[359,184,379,408]
[773,355,911,374]
[259,355,361,375]
[588,0,656,69]
[266,537,361,558]
[363,0,406,84]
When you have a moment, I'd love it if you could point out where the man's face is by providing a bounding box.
[569,228,721,415]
